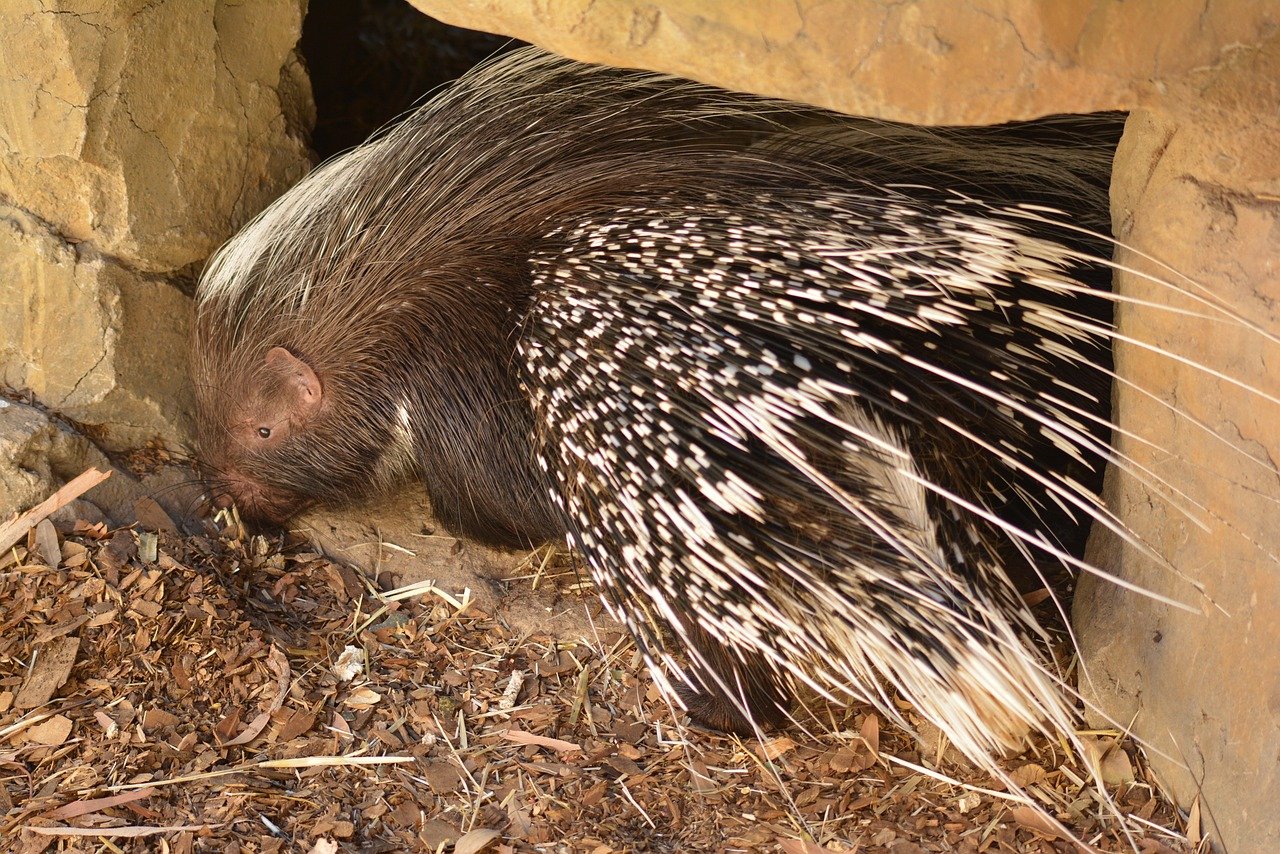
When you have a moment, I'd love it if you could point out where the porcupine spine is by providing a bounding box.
[195,48,1125,784]
[520,189,1114,758]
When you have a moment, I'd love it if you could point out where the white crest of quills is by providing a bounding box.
[191,47,1268,834]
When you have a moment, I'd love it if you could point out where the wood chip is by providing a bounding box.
[42,786,160,820]
[0,467,112,553]
[24,713,73,745]
[23,824,217,837]
[15,636,80,709]
[502,728,582,754]
[455,828,501,854]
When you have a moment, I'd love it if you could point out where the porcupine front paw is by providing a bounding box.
[675,619,793,736]
[676,683,792,736]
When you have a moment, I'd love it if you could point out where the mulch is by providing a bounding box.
[1,475,1199,852]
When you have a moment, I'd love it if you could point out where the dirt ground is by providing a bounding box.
[1,467,1198,853]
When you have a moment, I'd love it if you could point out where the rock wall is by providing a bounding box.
[1078,43,1280,848]
[0,0,313,452]
[407,0,1278,124]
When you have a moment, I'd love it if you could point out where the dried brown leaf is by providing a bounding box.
[33,519,60,567]
[1011,805,1068,840]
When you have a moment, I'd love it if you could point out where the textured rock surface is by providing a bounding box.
[407,0,1278,125]
[0,210,194,447]
[0,401,106,518]
[0,399,146,526]
[1077,39,1280,850]
[0,0,313,450]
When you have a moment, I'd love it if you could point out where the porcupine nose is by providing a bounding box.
[209,468,305,529]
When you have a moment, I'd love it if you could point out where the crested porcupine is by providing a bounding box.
[193,47,1158,801]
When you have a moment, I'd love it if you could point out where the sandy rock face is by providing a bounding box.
[1078,45,1280,847]
[0,0,313,450]
[0,210,194,447]
[406,0,1277,124]
[0,398,167,527]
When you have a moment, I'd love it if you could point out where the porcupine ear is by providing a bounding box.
[263,347,323,421]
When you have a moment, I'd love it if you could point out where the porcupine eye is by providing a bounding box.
[244,347,323,450]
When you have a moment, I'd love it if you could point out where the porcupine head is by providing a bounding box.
[190,147,561,549]
[191,266,403,531]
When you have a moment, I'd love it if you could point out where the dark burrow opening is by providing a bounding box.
[300,0,518,158]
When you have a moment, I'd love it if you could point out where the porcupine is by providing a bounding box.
[193,47,1133,784]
